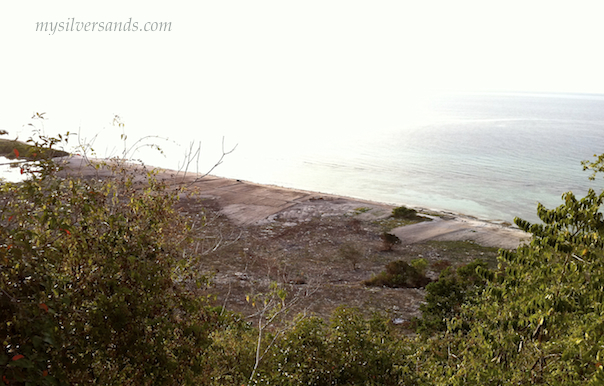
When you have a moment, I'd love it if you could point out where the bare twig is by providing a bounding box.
[246,278,322,384]
[220,283,232,317]
[188,137,237,184]
[177,141,202,183]
[571,253,591,264]
[0,160,28,166]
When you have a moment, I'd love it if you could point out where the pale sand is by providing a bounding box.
[390,215,530,250]
[57,155,531,250]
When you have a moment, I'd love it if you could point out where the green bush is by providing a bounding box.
[0,141,218,384]
[258,308,418,385]
[416,259,489,335]
[410,257,429,274]
[415,189,604,384]
[392,206,417,219]
[380,232,401,251]
[364,260,431,288]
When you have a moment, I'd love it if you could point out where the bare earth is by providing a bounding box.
[58,156,532,323]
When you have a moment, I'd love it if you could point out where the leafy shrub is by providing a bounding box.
[392,205,417,219]
[198,312,257,385]
[415,259,489,335]
[258,308,418,385]
[365,260,431,288]
[375,207,430,232]
[410,257,428,274]
[415,188,604,384]
[380,232,401,251]
[0,138,217,384]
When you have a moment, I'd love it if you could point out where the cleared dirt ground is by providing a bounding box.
[59,155,529,325]
[177,194,503,325]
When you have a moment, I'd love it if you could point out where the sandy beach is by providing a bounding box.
[58,155,531,250]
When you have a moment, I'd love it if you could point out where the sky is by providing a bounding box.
[1,0,604,170]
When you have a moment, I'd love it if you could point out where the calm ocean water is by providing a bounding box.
[214,92,604,223]
[3,92,603,224]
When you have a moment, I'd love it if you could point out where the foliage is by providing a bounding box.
[410,257,428,275]
[365,260,431,288]
[0,134,217,385]
[415,259,489,335]
[375,206,431,233]
[380,232,401,251]
[256,308,418,385]
[582,152,604,180]
[199,308,420,385]
[392,205,418,219]
[352,207,371,215]
[416,188,604,384]
[197,312,256,385]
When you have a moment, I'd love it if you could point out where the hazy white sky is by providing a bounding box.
[1,1,603,168]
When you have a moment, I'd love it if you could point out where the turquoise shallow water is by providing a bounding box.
[213,92,604,223]
[4,92,602,224]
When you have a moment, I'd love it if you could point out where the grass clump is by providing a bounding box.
[364,260,431,288]
[352,207,371,215]
[375,205,431,232]
[392,205,418,219]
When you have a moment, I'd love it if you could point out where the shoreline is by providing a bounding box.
[55,155,532,249]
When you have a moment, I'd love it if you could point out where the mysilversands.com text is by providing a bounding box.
[36,18,171,35]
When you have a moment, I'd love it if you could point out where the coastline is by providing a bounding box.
[59,155,531,250]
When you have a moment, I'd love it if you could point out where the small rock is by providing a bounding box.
[426,270,439,281]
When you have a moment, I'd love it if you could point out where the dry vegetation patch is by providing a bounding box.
[176,193,500,324]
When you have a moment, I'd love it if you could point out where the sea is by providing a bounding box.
[2,92,604,224]
[212,92,604,224]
